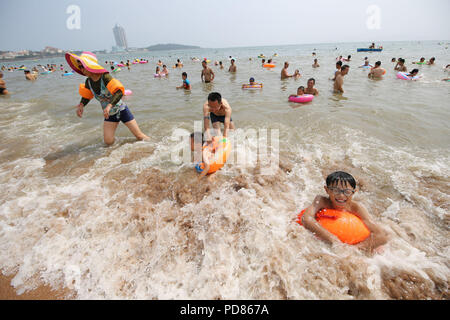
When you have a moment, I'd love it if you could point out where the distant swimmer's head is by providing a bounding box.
[284,61,289,68]
[190,131,204,152]
[156,66,160,72]
[231,59,235,63]
[325,171,357,208]
[219,61,223,65]
[410,69,419,76]
[182,72,187,80]
[375,61,381,67]
[347,55,351,59]
[314,59,318,62]
[262,59,266,63]
[307,78,315,87]
[420,57,425,62]
[297,86,305,95]
[336,61,343,68]
[392,58,396,62]
[429,57,435,63]
[207,92,222,111]
[341,65,350,75]
[202,60,207,67]
[249,77,255,84]
[110,66,115,70]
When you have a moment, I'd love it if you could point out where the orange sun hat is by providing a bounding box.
[65,51,108,76]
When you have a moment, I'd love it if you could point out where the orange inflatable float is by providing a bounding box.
[263,64,275,68]
[195,136,232,174]
[296,208,370,244]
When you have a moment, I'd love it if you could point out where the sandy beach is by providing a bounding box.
[0,273,73,300]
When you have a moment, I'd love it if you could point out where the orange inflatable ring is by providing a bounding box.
[297,208,370,244]
[195,136,232,174]
[263,64,275,68]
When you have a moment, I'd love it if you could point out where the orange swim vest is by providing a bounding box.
[297,208,370,245]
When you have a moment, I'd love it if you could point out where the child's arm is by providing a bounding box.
[352,202,389,251]
[302,196,341,245]
[198,147,211,179]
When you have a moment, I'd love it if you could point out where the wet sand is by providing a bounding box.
[0,273,74,300]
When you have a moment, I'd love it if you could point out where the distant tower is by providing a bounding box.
[113,24,128,49]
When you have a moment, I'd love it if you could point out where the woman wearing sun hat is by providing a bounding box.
[66,51,149,145]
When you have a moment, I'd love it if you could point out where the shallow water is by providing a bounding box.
[0,40,449,299]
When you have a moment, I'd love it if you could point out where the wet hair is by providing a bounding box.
[326,171,356,189]
[347,55,351,59]
[336,61,342,67]
[249,77,255,82]
[430,57,435,61]
[410,68,419,74]
[190,131,204,143]
[182,72,187,77]
[163,65,167,68]
[219,61,223,65]
[24,70,30,74]
[341,65,349,71]
[208,92,222,103]
[308,78,315,84]
[297,86,305,91]
[231,59,235,62]
[375,61,381,66]
[262,59,265,63]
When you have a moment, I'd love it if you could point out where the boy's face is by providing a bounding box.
[297,88,304,95]
[324,181,355,209]
[182,75,187,80]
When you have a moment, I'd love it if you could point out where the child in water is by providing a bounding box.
[190,131,217,179]
[301,171,388,252]
[0,71,9,95]
[176,72,191,90]
[289,86,305,99]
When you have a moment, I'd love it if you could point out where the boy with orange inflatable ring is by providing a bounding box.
[297,171,389,253]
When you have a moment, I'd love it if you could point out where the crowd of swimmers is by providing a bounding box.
[1,48,449,254]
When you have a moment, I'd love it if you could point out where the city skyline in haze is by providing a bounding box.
[1,0,449,52]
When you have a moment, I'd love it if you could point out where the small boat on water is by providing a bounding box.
[357,48,383,52]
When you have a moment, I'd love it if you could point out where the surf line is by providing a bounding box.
[179,304,214,317]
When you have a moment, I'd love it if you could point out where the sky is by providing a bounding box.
[1,0,449,51]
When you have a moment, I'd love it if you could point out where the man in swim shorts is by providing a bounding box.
[301,171,388,252]
[334,65,349,94]
[202,92,235,141]
[201,60,215,83]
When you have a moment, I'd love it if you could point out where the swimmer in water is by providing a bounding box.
[395,58,407,72]
[412,57,426,64]
[293,69,301,79]
[289,86,305,99]
[334,65,349,94]
[176,72,191,90]
[281,61,294,79]
[331,61,342,81]
[24,70,37,81]
[407,68,419,78]
[427,57,435,65]
[201,60,215,83]
[304,78,319,96]
[368,61,385,79]
[301,171,389,253]
[228,59,237,73]
[0,71,9,95]
[242,77,263,88]
[312,59,320,68]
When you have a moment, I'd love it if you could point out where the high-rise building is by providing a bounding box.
[113,24,128,49]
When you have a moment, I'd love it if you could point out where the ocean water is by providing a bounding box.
[0,40,449,299]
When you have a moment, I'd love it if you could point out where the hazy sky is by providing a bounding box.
[1,0,449,51]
